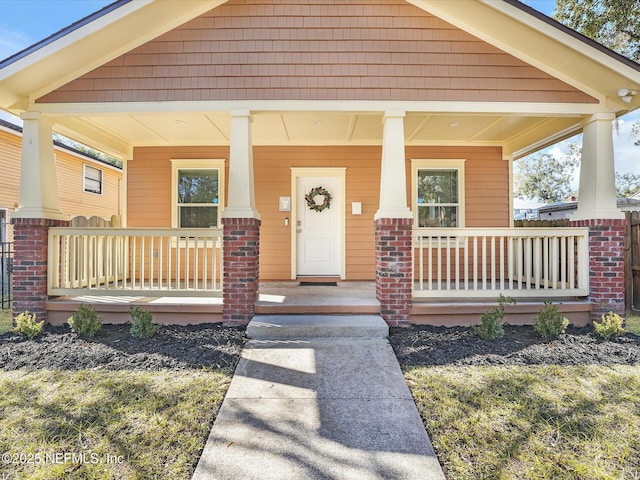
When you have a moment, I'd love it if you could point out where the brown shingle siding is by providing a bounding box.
[38,0,596,104]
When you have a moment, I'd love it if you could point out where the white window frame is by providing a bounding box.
[411,159,466,228]
[170,159,226,228]
[83,164,103,195]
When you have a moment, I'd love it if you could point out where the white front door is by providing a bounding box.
[296,175,342,277]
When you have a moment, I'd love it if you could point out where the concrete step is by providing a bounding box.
[247,315,389,339]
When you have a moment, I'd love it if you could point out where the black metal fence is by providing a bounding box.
[1,220,13,309]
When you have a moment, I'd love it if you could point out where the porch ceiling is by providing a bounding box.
[50,110,582,159]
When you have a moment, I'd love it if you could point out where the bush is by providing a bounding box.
[67,304,102,337]
[129,306,161,339]
[593,311,625,340]
[534,302,569,339]
[13,311,44,340]
[473,294,516,341]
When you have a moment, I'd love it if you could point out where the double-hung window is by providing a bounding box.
[171,159,225,228]
[412,159,465,228]
[83,165,103,195]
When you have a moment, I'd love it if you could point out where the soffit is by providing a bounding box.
[50,111,581,159]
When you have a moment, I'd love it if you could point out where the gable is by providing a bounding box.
[36,0,596,104]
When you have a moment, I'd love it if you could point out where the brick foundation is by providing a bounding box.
[570,218,626,321]
[222,217,261,326]
[375,217,413,327]
[12,217,69,322]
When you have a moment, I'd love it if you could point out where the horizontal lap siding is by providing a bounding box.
[56,150,121,220]
[127,146,230,227]
[253,146,381,280]
[38,0,595,104]
[405,146,509,228]
[127,145,507,281]
[0,130,21,216]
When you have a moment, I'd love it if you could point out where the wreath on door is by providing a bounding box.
[305,186,332,212]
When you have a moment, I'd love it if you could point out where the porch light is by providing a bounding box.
[448,121,460,127]
[617,88,639,104]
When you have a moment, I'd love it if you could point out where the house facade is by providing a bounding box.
[0,0,638,326]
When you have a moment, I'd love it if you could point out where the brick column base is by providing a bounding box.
[222,217,261,326]
[570,218,625,321]
[12,217,69,322]
[375,217,413,327]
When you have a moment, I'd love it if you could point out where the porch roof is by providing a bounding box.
[0,0,638,160]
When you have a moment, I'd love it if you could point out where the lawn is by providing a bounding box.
[0,308,11,334]
[405,365,640,480]
[0,369,231,479]
[626,311,640,335]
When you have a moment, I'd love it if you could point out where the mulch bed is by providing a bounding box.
[2,323,640,371]
[0,324,245,371]
[389,324,640,367]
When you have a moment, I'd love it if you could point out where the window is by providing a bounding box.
[171,159,225,228]
[83,165,103,194]
[412,159,465,228]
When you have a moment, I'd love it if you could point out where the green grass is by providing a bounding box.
[405,365,640,480]
[0,309,12,334]
[626,312,640,335]
[0,369,232,479]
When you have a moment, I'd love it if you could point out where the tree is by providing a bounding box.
[554,0,640,61]
[514,147,580,203]
[52,133,122,168]
[616,171,640,197]
[554,0,640,148]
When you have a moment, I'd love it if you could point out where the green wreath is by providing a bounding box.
[305,186,332,212]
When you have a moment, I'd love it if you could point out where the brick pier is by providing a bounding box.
[375,217,413,327]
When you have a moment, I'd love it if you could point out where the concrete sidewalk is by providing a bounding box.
[192,316,446,480]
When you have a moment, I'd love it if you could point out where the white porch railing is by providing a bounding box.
[413,227,589,298]
[48,228,223,297]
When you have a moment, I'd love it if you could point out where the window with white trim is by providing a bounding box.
[83,165,103,195]
[171,159,225,228]
[412,159,465,228]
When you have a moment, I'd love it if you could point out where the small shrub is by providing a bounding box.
[13,311,44,340]
[129,306,161,339]
[474,294,516,341]
[593,311,625,340]
[534,302,569,339]
[67,304,102,337]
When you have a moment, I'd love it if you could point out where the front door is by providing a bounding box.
[295,174,342,277]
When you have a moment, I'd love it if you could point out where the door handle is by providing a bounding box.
[297,228,302,233]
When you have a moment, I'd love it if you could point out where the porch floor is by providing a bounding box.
[45,281,591,326]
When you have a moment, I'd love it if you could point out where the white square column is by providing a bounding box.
[222,110,260,220]
[375,111,412,220]
[13,111,66,221]
[572,112,624,221]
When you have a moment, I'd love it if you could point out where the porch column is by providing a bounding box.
[221,110,260,326]
[570,113,625,321]
[12,112,69,322]
[375,111,413,327]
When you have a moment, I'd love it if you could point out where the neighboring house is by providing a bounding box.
[0,119,122,224]
[539,199,640,220]
[0,0,639,326]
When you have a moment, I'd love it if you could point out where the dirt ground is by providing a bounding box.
[2,322,640,371]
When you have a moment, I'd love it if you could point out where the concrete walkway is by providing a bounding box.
[192,315,446,480]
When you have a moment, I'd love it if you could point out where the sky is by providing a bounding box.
[0,0,637,185]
